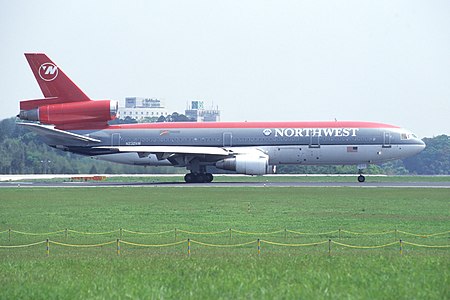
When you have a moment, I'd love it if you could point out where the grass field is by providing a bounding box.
[0,187,449,299]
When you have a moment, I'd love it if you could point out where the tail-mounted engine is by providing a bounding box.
[19,99,118,129]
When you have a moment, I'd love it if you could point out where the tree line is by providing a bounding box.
[1,117,448,175]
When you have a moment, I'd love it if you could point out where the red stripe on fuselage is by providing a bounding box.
[105,121,399,130]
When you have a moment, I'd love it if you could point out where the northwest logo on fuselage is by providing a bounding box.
[38,63,58,81]
[264,128,360,137]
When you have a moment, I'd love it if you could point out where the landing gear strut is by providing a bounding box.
[184,173,214,183]
[357,164,367,183]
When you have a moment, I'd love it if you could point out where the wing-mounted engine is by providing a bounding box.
[19,99,118,129]
[215,153,275,175]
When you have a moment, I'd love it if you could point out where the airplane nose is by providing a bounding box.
[413,139,426,155]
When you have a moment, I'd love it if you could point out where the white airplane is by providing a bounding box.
[18,53,425,183]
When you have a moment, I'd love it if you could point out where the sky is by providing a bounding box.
[1,0,449,138]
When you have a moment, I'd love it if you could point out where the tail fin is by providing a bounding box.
[25,53,90,101]
[20,54,117,129]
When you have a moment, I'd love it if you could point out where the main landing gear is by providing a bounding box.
[184,173,214,183]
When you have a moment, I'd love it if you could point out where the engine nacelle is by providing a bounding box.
[19,100,118,127]
[215,154,275,175]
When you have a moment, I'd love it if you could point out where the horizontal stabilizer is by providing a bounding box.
[17,122,101,145]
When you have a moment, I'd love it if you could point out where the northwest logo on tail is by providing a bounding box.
[38,63,58,81]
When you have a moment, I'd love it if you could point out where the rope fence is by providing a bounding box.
[1,228,449,238]
[0,238,448,256]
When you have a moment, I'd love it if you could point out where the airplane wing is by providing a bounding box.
[17,122,101,145]
[94,146,269,165]
[95,146,232,158]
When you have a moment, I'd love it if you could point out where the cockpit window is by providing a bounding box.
[401,133,409,140]
[401,132,417,140]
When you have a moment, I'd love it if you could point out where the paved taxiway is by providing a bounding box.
[1,181,449,188]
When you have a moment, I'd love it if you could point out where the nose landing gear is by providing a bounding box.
[357,174,366,182]
[357,164,367,183]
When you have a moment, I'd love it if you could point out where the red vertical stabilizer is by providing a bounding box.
[19,53,117,129]
[24,53,91,102]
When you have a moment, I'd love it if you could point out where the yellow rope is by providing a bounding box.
[2,228,449,237]
[286,229,339,236]
[190,239,256,247]
[67,229,119,235]
[0,241,46,248]
[340,230,396,235]
[397,230,450,238]
[50,240,116,247]
[426,230,450,237]
[397,230,428,237]
[120,240,185,247]
[121,229,174,235]
[402,241,450,248]
[177,229,229,235]
[332,241,398,249]
[261,240,329,247]
[232,229,285,235]
[10,229,65,236]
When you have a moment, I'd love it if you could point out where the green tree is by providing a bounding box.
[403,135,450,174]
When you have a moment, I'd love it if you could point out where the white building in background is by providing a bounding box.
[185,101,220,122]
[117,97,169,121]
[117,98,220,122]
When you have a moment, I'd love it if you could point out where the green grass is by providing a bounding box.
[0,187,449,299]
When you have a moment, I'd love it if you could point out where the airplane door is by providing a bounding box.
[383,132,391,148]
[223,132,233,147]
[111,133,121,146]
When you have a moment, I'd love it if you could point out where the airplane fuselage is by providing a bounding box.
[66,121,425,168]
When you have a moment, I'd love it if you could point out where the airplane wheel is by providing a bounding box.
[184,173,194,183]
[185,173,214,183]
[357,175,366,183]
[196,174,206,183]
[205,173,214,183]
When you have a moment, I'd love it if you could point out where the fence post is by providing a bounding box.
[395,229,397,239]
[117,239,120,256]
[120,228,123,239]
[187,239,191,257]
[328,239,331,256]
[65,228,68,240]
[399,239,403,256]
[175,228,177,241]
[284,228,287,239]
[257,239,261,256]
[338,229,341,239]
[46,239,50,257]
[229,228,232,240]
[8,228,11,242]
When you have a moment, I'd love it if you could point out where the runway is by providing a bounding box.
[1,180,450,188]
